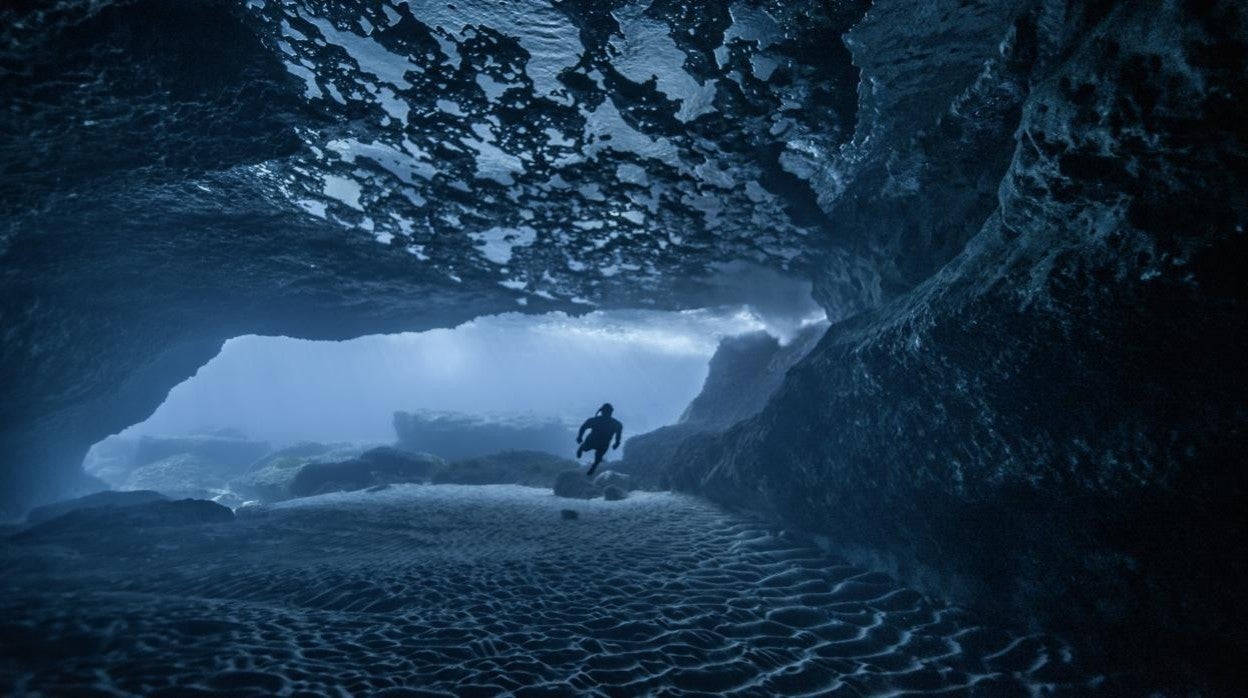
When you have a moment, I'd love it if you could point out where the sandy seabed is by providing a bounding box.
[0,485,1096,696]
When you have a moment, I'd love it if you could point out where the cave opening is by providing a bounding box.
[80,305,824,507]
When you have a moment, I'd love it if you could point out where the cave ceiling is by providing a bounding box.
[1,0,865,309]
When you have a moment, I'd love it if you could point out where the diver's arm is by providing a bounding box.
[613,422,623,449]
[577,419,591,443]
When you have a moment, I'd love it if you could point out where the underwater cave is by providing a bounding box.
[2,0,1246,694]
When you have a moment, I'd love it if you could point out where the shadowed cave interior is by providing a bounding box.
[1,0,1246,694]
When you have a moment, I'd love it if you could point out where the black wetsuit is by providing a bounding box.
[577,415,623,475]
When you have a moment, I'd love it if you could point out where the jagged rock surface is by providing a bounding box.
[122,454,233,501]
[229,444,368,503]
[16,499,234,541]
[24,490,169,525]
[619,323,823,486]
[673,0,1248,687]
[287,447,443,498]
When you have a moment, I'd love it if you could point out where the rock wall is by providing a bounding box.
[619,323,824,487]
[673,0,1248,687]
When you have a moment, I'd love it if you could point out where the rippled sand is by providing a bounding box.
[0,485,1097,695]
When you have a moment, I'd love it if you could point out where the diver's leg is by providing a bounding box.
[587,448,606,476]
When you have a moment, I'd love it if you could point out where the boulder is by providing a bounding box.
[123,453,226,499]
[287,447,442,498]
[25,490,169,525]
[84,432,271,488]
[229,444,366,502]
[553,470,601,499]
[432,450,577,487]
[18,499,233,539]
[592,470,632,492]
[603,486,627,501]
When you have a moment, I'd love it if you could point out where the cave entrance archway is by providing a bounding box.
[81,306,812,500]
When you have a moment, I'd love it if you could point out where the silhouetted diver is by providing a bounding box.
[577,403,623,477]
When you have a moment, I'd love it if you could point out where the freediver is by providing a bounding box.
[576,403,623,477]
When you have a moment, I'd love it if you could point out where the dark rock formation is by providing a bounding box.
[552,471,600,500]
[122,454,231,500]
[431,450,577,488]
[618,323,824,487]
[393,411,575,462]
[81,433,270,501]
[592,470,632,493]
[670,0,1248,688]
[230,444,367,503]
[288,447,442,498]
[17,499,233,540]
[25,490,169,525]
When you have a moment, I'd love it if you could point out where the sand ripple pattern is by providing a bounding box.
[0,485,1097,695]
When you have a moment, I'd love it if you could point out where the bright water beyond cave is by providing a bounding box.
[85,305,821,477]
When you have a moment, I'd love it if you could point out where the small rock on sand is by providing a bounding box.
[560,509,579,520]
[603,486,627,501]
[593,470,632,492]
[553,470,601,499]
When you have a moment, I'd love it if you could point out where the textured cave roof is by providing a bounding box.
[1,0,865,308]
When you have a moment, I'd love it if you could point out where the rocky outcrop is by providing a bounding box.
[618,324,824,487]
[122,454,232,500]
[681,325,827,430]
[552,471,600,500]
[24,489,168,525]
[673,0,1248,687]
[287,447,442,498]
[84,432,271,489]
[16,499,233,540]
[393,411,576,462]
[230,443,369,502]
[431,450,577,488]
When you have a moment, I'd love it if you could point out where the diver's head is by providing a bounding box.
[598,403,614,416]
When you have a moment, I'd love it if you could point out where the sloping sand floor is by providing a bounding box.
[0,484,1098,696]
